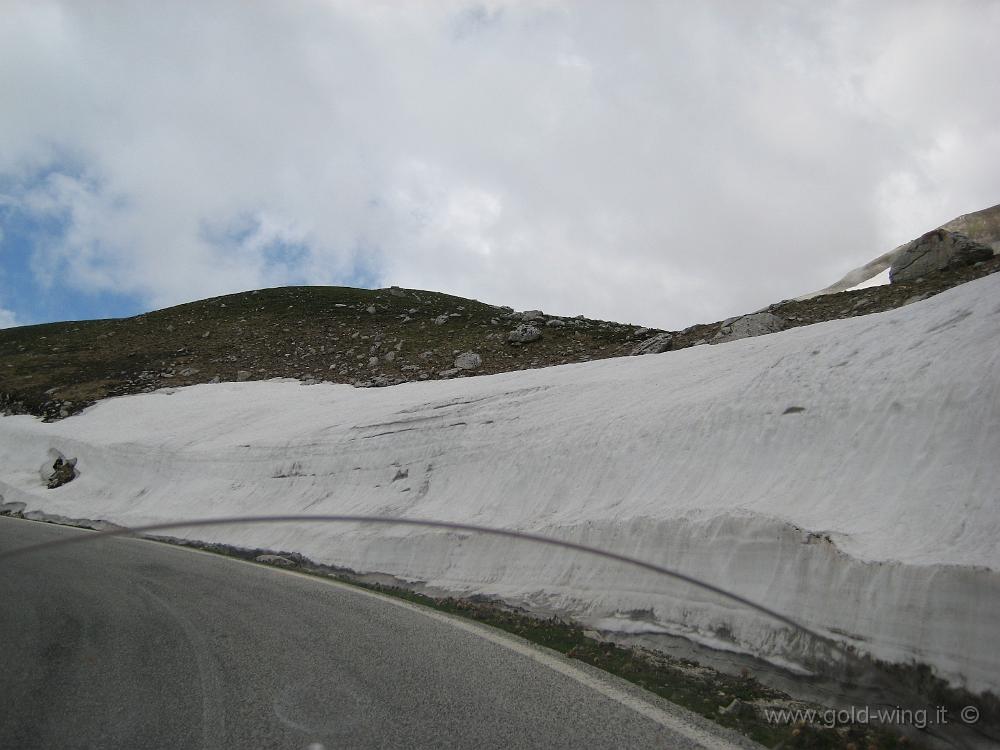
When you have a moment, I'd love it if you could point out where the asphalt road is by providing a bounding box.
[0,516,754,749]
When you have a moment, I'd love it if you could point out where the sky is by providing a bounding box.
[1,1,998,330]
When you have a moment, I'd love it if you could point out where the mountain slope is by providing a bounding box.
[797,201,1000,299]
[3,272,998,696]
[0,286,659,419]
[4,250,999,422]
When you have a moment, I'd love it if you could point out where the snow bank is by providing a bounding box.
[3,275,999,693]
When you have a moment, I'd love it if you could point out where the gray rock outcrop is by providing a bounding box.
[889,229,994,284]
[795,202,999,300]
[454,351,482,370]
[508,324,542,344]
[631,333,673,356]
[46,456,78,489]
[713,312,787,343]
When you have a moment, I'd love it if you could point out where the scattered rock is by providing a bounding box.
[254,554,295,567]
[366,305,377,314]
[236,370,252,382]
[432,314,450,326]
[438,368,461,377]
[890,229,994,284]
[454,351,483,370]
[0,500,26,517]
[631,333,673,356]
[388,286,405,297]
[545,319,566,328]
[508,324,542,344]
[520,310,545,321]
[46,456,78,489]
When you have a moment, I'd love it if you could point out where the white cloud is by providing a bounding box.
[0,1,998,327]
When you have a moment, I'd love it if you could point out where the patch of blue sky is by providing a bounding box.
[0,166,143,326]
[339,251,381,291]
[262,239,310,277]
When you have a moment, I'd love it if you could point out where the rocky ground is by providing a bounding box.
[2,254,999,421]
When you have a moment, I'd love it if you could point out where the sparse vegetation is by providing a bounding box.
[3,255,998,422]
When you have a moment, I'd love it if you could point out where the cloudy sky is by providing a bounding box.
[1,1,998,330]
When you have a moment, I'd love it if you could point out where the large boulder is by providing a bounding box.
[631,333,673,356]
[889,229,994,284]
[454,351,482,370]
[713,312,787,344]
[46,456,78,489]
[508,324,542,344]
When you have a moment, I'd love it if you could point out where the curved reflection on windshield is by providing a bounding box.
[1,514,995,749]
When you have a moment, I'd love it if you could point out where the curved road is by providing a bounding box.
[0,517,754,749]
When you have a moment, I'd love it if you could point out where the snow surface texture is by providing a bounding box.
[2,275,999,693]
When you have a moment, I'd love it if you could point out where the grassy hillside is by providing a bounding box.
[3,253,998,421]
[0,285,660,419]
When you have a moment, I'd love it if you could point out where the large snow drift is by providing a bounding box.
[2,275,999,693]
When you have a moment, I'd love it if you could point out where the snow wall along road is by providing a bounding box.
[2,274,999,696]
